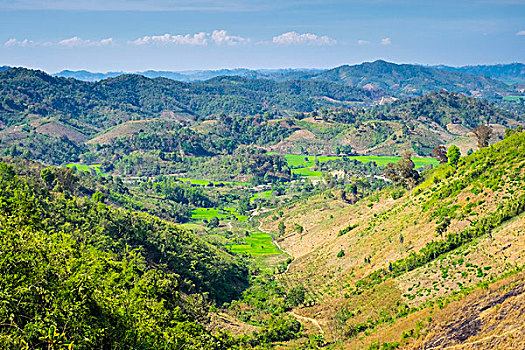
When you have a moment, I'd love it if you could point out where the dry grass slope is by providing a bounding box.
[260,132,525,347]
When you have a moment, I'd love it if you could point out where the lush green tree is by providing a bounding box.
[207,216,220,228]
[278,221,286,236]
[287,286,307,306]
[447,145,461,167]
[40,166,55,185]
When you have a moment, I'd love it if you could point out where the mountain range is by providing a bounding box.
[49,61,525,90]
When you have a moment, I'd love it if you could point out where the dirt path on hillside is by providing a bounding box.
[290,311,325,334]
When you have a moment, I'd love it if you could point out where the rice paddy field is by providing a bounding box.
[502,96,525,101]
[285,154,439,178]
[250,190,273,201]
[227,232,281,256]
[191,207,248,222]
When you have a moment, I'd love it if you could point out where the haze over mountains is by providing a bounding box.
[51,61,525,85]
[46,61,525,86]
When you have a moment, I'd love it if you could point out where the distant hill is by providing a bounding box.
[0,67,373,132]
[55,67,323,82]
[434,63,525,84]
[312,60,512,98]
[1,66,522,164]
[0,66,11,72]
[44,61,525,100]
[267,90,519,156]
[56,69,124,81]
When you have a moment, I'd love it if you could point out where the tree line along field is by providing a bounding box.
[284,154,439,168]
[285,154,439,179]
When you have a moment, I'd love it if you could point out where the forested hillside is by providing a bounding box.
[435,63,525,84]
[313,60,512,97]
[0,65,521,167]
[0,67,373,131]
[0,160,249,347]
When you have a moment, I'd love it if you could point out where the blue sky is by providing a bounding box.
[1,0,524,72]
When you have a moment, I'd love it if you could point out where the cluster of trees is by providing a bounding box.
[0,160,261,348]
[2,134,87,164]
[384,152,420,188]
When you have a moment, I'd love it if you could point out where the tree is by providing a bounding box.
[287,286,306,306]
[278,221,286,236]
[447,145,461,167]
[472,125,492,149]
[432,145,448,164]
[436,218,450,237]
[92,191,106,203]
[207,216,219,228]
[238,197,254,215]
[40,167,55,186]
[384,152,419,188]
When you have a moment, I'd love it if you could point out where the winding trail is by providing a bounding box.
[290,311,325,335]
[256,220,324,335]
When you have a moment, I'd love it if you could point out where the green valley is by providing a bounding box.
[1,60,524,349]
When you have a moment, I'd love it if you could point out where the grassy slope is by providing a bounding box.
[260,132,525,347]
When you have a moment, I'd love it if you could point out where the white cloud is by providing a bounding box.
[3,36,113,48]
[131,32,208,46]
[211,30,250,45]
[131,30,249,46]
[357,39,370,45]
[381,37,392,45]
[57,36,114,47]
[517,30,525,36]
[272,32,336,46]
[4,38,35,47]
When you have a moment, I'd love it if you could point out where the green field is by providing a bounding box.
[291,167,322,177]
[250,190,273,201]
[66,163,104,175]
[227,232,281,256]
[191,207,247,222]
[177,177,249,186]
[285,154,438,178]
[502,96,525,101]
